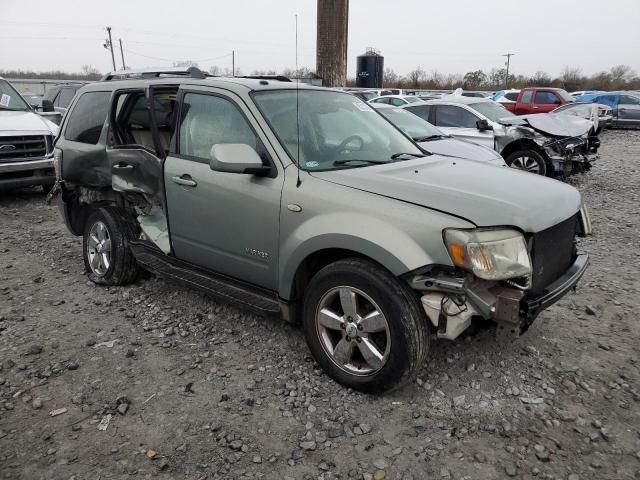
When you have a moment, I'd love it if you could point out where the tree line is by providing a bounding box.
[366,65,640,91]
[3,64,638,92]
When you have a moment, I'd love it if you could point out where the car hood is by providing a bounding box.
[311,156,581,233]
[419,137,505,165]
[518,113,593,137]
[0,110,59,136]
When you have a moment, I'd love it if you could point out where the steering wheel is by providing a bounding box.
[335,135,364,154]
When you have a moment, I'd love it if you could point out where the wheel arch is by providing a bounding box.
[500,139,547,160]
[280,235,427,303]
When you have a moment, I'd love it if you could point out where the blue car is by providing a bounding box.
[575,92,640,128]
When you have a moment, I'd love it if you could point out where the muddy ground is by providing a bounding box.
[1,130,639,480]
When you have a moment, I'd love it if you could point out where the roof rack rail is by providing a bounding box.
[237,75,292,83]
[101,66,208,81]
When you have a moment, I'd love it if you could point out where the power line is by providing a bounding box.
[123,48,232,64]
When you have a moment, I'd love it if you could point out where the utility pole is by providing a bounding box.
[105,27,116,71]
[119,38,126,69]
[502,53,514,88]
[232,50,235,77]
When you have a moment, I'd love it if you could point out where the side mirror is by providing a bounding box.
[476,119,493,131]
[42,99,54,112]
[209,143,268,175]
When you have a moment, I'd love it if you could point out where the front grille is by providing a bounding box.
[529,214,578,295]
[0,135,49,162]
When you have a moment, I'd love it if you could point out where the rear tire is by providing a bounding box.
[505,150,547,176]
[302,258,430,393]
[82,207,139,285]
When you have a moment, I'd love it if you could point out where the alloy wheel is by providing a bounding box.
[510,155,541,174]
[87,221,112,276]
[315,286,391,376]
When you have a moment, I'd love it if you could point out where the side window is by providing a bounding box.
[435,105,478,128]
[43,87,60,103]
[534,91,560,104]
[520,91,533,103]
[179,93,258,161]
[57,88,77,108]
[619,95,640,105]
[373,97,389,104]
[406,105,432,122]
[390,98,405,106]
[64,91,111,145]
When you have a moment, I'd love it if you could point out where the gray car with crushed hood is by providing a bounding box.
[402,96,599,177]
[51,68,591,393]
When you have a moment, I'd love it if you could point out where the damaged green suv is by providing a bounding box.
[52,68,591,393]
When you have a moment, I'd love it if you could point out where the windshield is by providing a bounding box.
[253,90,423,171]
[469,101,516,123]
[556,89,575,102]
[0,80,31,111]
[378,107,443,140]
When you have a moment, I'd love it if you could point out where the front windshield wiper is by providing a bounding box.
[333,159,393,166]
[413,135,446,142]
[390,152,427,159]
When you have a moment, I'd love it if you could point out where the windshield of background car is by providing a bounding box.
[557,89,575,102]
[253,90,423,171]
[469,101,517,123]
[0,80,30,111]
[379,108,443,139]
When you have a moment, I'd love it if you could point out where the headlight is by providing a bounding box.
[444,228,532,280]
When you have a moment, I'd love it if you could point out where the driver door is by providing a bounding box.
[163,87,284,290]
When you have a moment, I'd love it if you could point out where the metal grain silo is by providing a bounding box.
[356,48,384,88]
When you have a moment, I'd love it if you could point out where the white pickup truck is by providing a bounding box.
[0,77,58,191]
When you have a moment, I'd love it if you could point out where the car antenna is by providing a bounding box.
[295,13,302,188]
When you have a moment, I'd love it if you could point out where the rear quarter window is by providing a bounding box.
[64,91,111,144]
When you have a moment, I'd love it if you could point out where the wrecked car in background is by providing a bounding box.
[402,96,599,177]
[51,67,590,393]
[370,103,506,166]
[0,77,58,190]
[552,102,612,134]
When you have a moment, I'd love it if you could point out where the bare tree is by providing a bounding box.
[209,65,222,75]
[407,67,426,89]
[172,60,200,68]
[560,66,583,91]
[529,70,552,86]
[383,68,399,86]
[610,65,635,89]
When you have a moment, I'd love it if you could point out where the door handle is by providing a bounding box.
[172,175,197,187]
[113,162,134,171]
[532,106,539,109]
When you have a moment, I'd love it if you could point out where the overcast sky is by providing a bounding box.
[2,0,639,78]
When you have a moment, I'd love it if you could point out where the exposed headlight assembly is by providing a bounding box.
[444,229,532,281]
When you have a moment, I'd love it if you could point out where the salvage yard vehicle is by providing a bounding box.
[552,102,612,134]
[575,92,640,128]
[370,103,506,166]
[402,97,599,177]
[40,83,84,125]
[502,87,575,115]
[0,77,58,190]
[369,95,422,106]
[51,67,591,393]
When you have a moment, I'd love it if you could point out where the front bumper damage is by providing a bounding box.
[410,252,589,342]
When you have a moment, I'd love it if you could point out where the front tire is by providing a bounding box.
[505,150,547,176]
[82,207,139,285]
[302,258,430,393]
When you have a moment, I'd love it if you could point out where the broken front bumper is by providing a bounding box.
[414,252,589,341]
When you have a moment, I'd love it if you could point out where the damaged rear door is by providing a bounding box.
[107,86,177,253]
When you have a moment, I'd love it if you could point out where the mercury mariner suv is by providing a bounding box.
[51,68,591,393]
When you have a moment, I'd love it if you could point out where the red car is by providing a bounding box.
[503,87,575,115]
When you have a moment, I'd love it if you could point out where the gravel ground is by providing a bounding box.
[1,130,639,480]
